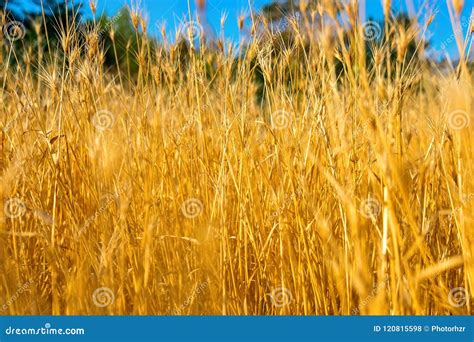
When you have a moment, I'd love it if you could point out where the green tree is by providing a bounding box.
[261,0,327,21]
[32,0,82,32]
[82,7,153,78]
[1,0,82,46]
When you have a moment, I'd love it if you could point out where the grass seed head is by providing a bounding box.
[452,0,465,16]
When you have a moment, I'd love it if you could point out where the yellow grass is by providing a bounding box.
[0,3,473,315]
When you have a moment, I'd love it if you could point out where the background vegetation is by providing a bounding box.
[0,0,473,315]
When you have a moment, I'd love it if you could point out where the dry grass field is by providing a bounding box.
[0,1,473,315]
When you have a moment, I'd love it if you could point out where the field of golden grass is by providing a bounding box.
[0,1,473,315]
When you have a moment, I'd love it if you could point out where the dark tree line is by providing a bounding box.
[2,0,81,48]
[1,1,143,77]
[2,0,465,82]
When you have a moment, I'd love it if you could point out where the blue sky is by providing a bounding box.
[88,0,472,58]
